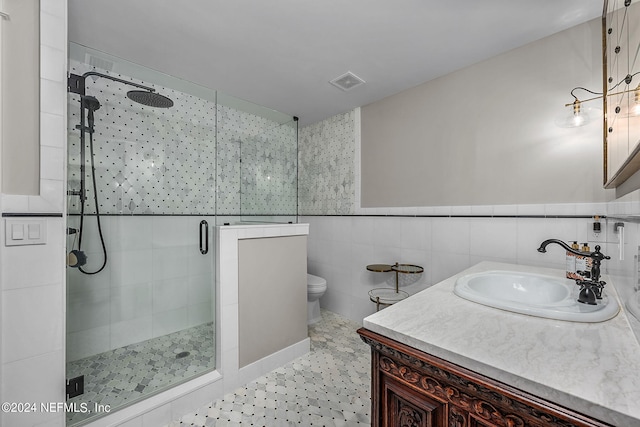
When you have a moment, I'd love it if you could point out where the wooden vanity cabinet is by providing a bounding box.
[358,328,612,427]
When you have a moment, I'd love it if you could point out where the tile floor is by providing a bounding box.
[166,310,371,426]
[66,322,216,426]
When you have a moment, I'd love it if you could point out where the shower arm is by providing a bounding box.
[67,70,167,202]
[67,70,155,201]
[68,71,157,96]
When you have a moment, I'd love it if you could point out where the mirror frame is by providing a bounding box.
[602,0,640,190]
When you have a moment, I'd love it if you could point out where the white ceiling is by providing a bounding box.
[68,0,603,126]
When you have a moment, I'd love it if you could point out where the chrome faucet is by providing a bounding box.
[537,239,610,305]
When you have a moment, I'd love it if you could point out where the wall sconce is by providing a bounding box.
[557,73,640,128]
[555,87,602,128]
[621,83,640,118]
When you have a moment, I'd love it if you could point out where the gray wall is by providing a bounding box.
[1,0,40,195]
[360,18,610,207]
[238,235,307,368]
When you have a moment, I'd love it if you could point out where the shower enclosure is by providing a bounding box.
[216,93,298,225]
[65,43,298,426]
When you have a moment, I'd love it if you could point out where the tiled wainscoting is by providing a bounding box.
[302,212,640,323]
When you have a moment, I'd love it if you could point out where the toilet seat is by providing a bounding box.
[308,287,326,295]
[307,274,327,325]
[307,274,326,291]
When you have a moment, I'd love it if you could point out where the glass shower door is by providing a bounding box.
[65,43,217,426]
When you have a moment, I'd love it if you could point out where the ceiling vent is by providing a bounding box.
[85,54,114,72]
[329,71,365,91]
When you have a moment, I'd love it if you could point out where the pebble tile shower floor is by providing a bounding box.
[167,310,371,426]
[66,322,215,426]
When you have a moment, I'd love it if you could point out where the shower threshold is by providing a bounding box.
[65,322,215,426]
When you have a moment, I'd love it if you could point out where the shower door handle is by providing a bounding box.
[199,220,209,254]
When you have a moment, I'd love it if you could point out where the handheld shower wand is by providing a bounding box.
[75,95,107,274]
[67,71,173,275]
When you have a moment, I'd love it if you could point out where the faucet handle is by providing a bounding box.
[593,245,610,260]
[576,270,591,279]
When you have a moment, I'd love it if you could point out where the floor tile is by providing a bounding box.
[169,310,370,426]
[66,322,215,426]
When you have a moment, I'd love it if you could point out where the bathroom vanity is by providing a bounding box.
[358,262,640,427]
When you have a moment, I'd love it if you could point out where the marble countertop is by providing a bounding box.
[363,261,640,426]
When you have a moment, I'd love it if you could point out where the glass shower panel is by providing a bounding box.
[216,93,298,224]
[65,43,216,426]
[240,119,298,223]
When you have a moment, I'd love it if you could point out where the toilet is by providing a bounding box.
[307,273,327,325]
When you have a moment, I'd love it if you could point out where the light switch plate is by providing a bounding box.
[11,223,24,240]
[5,219,47,246]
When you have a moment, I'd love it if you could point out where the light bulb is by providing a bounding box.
[554,99,602,128]
[572,114,585,127]
[616,85,640,118]
[569,99,587,127]
[632,86,640,117]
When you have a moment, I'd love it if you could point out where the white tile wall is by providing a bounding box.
[65,216,215,361]
[2,350,65,427]
[1,218,64,290]
[2,283,63,363]
[303,209,640,324]
[0,2,68,426]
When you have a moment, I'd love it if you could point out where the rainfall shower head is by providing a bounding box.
[69,72,174,108]
[127,90,174,108]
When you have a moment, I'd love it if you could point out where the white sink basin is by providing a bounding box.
[453,270,619,322]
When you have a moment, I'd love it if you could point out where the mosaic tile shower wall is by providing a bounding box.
[299,110,356,215]
[67,60,217,215]
[216,107,297,216]
[68,60,298,217]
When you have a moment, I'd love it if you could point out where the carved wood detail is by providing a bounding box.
[359,329,612,427]
[449,405,467,427]
[383,372,445,427]
[380,354,525,427]
[398,403,423,427]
